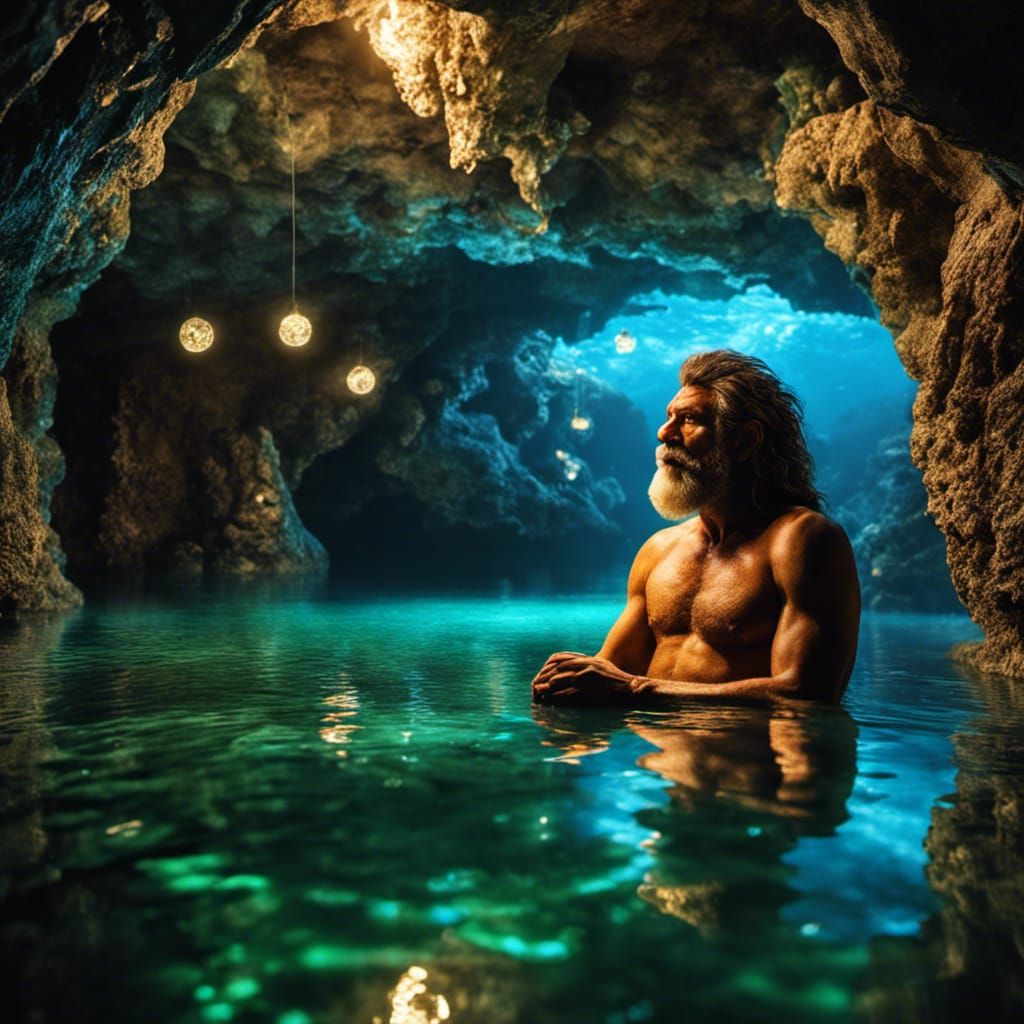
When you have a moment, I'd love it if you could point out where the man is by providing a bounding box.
[532,349,860,706]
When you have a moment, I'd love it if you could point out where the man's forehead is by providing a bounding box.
[667,384,715,411]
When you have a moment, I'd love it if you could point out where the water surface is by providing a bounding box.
[2,587,1021,1023]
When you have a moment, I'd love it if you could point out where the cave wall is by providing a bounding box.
[0,0,292,606]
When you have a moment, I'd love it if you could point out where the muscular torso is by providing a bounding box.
[644,513,793,683]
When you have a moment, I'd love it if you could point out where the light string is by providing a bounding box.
[278,92,312,347]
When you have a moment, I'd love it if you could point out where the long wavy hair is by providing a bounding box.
[681,349,825,513]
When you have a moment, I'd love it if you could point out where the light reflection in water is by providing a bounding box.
[386,965,450,1024]
[319,674,362,753]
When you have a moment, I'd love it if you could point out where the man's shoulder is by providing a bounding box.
[767,507,855,580]
[768,507,847,545]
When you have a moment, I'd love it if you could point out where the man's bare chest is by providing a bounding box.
[646,539,781,648]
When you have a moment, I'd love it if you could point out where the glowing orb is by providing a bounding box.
[179,316,214,353]
[555,449,568,461]
[279,310,312,347]
[614,329,637,354]
[571,415,591,432]
[346,364,377,395]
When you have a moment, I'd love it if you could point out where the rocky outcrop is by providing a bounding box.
[0,298,82,614]
[0,0,293,609]
[815,400,960,614]
[776,82,1024,673]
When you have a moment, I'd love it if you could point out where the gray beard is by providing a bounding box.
[647,448,730,521]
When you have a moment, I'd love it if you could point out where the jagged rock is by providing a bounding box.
[42,4,861,586]
[776,98,1024,674]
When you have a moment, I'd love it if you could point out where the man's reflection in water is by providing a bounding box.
[534,701,857,937]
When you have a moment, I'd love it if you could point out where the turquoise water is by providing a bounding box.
[1,587,1021,1023]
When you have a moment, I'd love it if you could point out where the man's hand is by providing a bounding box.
[531,652,652,705]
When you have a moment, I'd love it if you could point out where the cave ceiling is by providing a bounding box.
[100,1,867,332]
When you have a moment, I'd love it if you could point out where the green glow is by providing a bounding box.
[305,887,360,906]
[277,1013,313,1024]
[224,977,260,1001]
[166,873,222,893]
[298,945,355,970]
[456,923,571,960]
[200,1003,234,1022]
[367,899,401,921]
[1,594,991,1023]
[139,854,228,878]
[217,874,270,892]
[805,983,850,1011]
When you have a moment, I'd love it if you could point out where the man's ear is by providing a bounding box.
[732,420,764,462]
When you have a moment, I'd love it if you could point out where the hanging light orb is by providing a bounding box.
[614,329,637,354]
[179,316,214,353]
[346,364,377,395]
[571,414,592,432]
[279,309,312,347]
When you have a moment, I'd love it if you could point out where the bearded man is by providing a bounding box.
[532,349,861,706]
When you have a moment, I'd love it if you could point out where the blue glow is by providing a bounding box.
[565,286,912,440]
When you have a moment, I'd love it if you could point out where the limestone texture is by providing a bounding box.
[818,399,960,614]
[776,98,1024,674]
[0,0,289,609]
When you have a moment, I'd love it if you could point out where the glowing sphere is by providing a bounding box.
[614,329,637,354]
[555,449,568,461]
[346,364,377,395]
[571,414,591,432]
[179,316,214,353]
[279,310,312,347]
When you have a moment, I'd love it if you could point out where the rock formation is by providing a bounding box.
[775,2,1024,674]
[1,1,1023,671]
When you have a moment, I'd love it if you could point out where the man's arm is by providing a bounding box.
[595,539,658,673]
[534,513,860,706]
[530,533,661,699]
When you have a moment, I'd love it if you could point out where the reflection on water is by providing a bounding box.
[535,701,857,940]
[0,594,1021,1022]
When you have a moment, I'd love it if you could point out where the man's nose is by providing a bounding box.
[657,417,678,443]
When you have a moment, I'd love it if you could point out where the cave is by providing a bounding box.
[2,2,1024,1021]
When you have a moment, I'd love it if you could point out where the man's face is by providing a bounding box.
[648,384,731,520]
